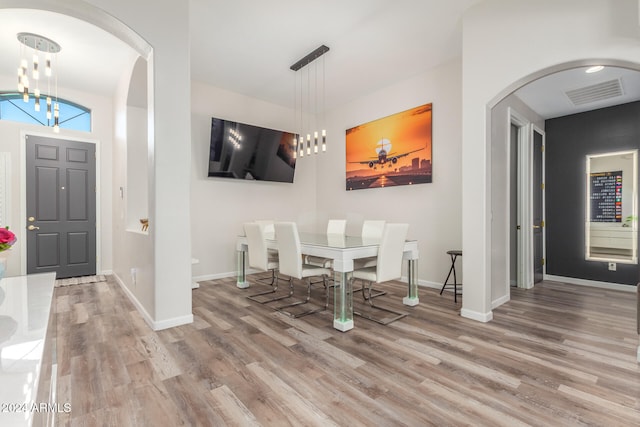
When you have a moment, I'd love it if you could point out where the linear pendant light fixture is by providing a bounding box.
[290,45,329,158]
[17,32,61,133]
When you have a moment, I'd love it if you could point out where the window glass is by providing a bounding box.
[0,92,91,132]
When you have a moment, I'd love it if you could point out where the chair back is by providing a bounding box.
[327,219,347,235]
[255,219,275,236]
[244,222,271,271]
[375,223,409,283]
[362,220,386,239]
[274,222,302,279]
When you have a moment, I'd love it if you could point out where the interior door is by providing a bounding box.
[26,135,96,278]
[532,128,544,283]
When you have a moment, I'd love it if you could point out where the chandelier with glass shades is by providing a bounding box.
[16,32,61,132]
[290,45,329,158]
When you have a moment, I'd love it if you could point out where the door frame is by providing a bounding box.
[531,124,546,282]
[508,108,535,290]
[19,131,102,276]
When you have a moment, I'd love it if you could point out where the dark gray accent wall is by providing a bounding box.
[546,101,640,285]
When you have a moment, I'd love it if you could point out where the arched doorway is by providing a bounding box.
[487,61,640,308]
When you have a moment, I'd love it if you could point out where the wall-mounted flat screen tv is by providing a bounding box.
[208,117,297,183]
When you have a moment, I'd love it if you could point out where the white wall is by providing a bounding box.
[316,58,463,288]
[190,59,462,289]
[190,82,318,280]
[112,58,156,323]
[490,93,543,306]
[0,75,114,278]
[1,0,194,329]
[86,0,193,329]
[461,0,640,322]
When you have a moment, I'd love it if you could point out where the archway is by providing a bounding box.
[487,60,640,308]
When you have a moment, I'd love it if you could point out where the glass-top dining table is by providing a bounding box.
[236,232,419,332]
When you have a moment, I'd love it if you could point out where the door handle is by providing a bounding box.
[28,225,40,230]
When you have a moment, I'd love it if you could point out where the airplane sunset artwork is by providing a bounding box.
[345,103,432,190]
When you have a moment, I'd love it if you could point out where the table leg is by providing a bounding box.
[403,258,419,306]
[333,270,354,331]
[236,250,249,289]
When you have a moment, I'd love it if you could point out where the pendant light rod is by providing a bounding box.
[290,45,329,71]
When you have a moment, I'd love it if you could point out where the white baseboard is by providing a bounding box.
[196,273,444,289]
[461,308,493,322]
[416,279,442,289]
[113,273,156,329]
[113,273,193,331]
[193,271,238,283]
[153,314,194,331]
[100,269,114,275]
[544,274,636,292]
[492,294,510,309]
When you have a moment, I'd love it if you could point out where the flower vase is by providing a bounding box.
[0,250,11,280]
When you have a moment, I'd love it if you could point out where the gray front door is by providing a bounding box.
[26,135,96,278]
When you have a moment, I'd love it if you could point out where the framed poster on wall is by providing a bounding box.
[345,103,432,191]
[589,170,622,222]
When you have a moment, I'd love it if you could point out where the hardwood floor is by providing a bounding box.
[50,275,640,426]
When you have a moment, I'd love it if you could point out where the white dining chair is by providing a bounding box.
[254,219,275,236]
[353,219,387,298]
[354,220,386,269]
[251,219,278,285]
[305,219,347,268]
[244,222,292,303]
[350,223,409,324]
[274,221,332,318]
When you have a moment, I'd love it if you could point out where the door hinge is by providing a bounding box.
[541,220,545,227]
[541,145,545,152]
[541,258,545,265]
[541,183,545,190]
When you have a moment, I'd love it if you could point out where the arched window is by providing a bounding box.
[0,92,91,132]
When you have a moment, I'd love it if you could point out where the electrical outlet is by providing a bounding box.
[130,267,137,284]
[608,262,616,271]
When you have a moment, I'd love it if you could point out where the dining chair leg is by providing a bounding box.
[353,279,408,325]
[254,269,277,285]
[275,277,328,318]
[247,272,293,303]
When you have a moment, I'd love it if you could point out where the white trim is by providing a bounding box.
[544,274,636,292]
[113,272,193,330]
[193,271,238,283]
[153,314,194,331]
[19,131,102,276]
[532,124,546,280]
[509,108,533,291]
[194,274,445,289]
[113,272,155,328]
[492,293,510,309]
[417,279,444,289]
[461,308,494,322]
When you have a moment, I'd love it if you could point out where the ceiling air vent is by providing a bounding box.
[565,79,623,106]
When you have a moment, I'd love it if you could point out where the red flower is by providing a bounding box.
[0,227,16,251]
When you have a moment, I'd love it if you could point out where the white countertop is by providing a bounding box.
[0,273,56,427]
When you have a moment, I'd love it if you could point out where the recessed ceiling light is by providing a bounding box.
[586,66,604,74]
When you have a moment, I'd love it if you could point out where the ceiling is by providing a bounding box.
[0,2,639,120]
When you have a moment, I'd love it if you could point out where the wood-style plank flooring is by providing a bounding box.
[50,275,640,426]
